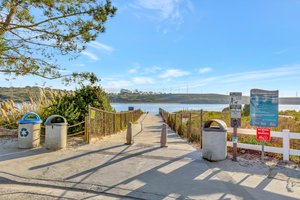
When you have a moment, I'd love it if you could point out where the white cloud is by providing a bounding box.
[103,78,133,88]
[132,0,194,32]
[88,41,114,53]
[74,63,85,67]
[144,66,163,74]
[57,69,71,74]
[81,51,99,61]
[129,68,138,74]
[132,77,155,84]
[128,63,140,74]
[159,69,190,78]
[198,67,212,74]
[185,65,300,89]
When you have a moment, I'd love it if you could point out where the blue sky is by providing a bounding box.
[2,0,300,97]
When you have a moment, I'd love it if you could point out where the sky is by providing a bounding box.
[2,0,300,97]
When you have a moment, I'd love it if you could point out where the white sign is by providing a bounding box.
[231,109,241,118]
[230,92,242,109]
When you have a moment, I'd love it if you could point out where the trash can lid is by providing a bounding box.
[203,119,227,132]
[19,112,43,124]
[45,115,68,126]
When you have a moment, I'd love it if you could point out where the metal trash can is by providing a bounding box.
[45,115,68,150]
[202,119,227,161]
[18,112,43,149]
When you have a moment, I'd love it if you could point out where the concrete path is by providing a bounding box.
[0,114,299,199]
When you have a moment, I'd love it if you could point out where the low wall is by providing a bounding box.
[0,128,17,137]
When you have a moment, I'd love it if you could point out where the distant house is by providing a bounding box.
[120,89,132,94]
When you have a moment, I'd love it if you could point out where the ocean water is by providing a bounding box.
[111,103,300,114]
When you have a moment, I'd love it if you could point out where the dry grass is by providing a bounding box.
[0,88,66,129]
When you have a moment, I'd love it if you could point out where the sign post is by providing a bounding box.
[256,128,271,161]
[250,89,278,161]
[230,92,242,162]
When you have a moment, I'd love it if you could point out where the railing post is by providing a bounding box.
[161,123,167,147]
[87,105,91,143]
[103,112,106,136]
[126,122,133,145]
[188,112,192,140]
[283,129,290,161]
[113,113,116,133]
[174,113,177,132]
[120,113,122,130]
[200,109,203,148]
[180,112,183,134]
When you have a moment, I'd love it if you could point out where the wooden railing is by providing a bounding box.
[87,106,143,143]
[227,128,300,161]
[159,108,204,145]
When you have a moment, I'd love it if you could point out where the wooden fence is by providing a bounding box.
[0,107,143,144]
[87,106,143,143]
[159,108,300,162]
[159,108,204,146]
[227,128,300,161]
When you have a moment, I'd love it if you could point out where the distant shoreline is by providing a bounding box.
[111,102,300,105]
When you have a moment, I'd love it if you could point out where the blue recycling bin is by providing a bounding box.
[18,112,43,149]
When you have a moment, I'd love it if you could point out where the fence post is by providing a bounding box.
[282,129,290,161]
[113,113,116,133]
[86,105,91,143]
[200,109,203,148]
[161,123,167,147]
[189,112,192,139]
[126,122,133,145]
[103,112,106,136]
[174,113,177,132]
[180,112,183,134]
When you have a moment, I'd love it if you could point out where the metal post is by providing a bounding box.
[261,140,265,161]
[233,123,238,161]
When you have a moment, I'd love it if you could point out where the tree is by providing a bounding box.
[243,104,250,116]
[0,0,116,80]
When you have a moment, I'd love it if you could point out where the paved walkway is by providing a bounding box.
[0,114,299,199]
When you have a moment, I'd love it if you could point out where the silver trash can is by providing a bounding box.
[45,115,68,150]
[18,112,43,149]
[202,119,227,161]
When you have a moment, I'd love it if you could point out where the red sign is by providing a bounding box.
[256,128,271,141]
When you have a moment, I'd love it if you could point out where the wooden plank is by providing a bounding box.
[227,128,283,138]
[290,149,300,156]
[290,132,300,139]
[227,142,283,154]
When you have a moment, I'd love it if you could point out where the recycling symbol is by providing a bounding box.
[20,128,29,137]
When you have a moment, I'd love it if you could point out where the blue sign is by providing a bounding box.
[250,89,279,127]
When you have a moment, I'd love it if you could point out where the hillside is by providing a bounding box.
[108,93,246,104]
[0,87,68,102]
[1,87,299,105]
[108,93,300,104]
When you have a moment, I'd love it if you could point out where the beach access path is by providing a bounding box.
[0,113,299,199]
